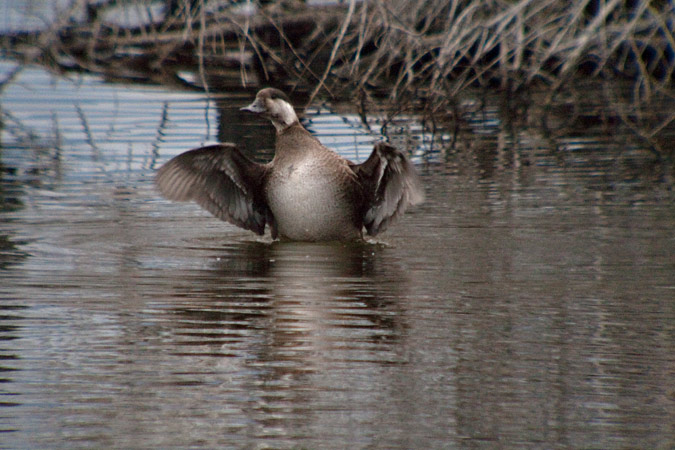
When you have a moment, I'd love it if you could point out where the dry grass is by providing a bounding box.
[3,0,674,159]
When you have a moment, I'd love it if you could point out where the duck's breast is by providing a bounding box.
[266,157,362,241]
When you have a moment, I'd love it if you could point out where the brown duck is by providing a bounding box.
[155,88,424,241]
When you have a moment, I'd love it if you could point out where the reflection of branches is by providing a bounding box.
[1,110,44,145]
[73,103,116,179]
[0,108,64,187]
[75,104,99,154]
[0,65,23,93]
[149,101,170,170]
[601,81,675,161]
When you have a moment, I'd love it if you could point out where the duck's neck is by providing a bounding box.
[273,118,301,134]
[274,123,323,161]
[270,102,299,132]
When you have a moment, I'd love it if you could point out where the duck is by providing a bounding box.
[155,88,424,241]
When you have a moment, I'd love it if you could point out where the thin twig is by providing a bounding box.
[306,0,356,107]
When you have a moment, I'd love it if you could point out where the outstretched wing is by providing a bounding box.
[352,142,424,236]
[155,144,275,236]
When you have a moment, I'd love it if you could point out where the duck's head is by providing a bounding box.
[241,88,299,132]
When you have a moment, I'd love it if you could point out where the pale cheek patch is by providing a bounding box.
[269,100,298,130]
[276,101,296,126]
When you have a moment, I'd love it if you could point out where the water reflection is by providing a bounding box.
[0,62,673,448]
[0,302,24,436]
[163,240,405,365]
[57,238,412,448]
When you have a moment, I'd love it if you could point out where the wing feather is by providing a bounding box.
[155,144,273,235]
[352,142,424,236]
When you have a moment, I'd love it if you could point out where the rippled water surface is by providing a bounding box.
[0,60,673,449]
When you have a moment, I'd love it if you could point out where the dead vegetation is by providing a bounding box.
[2,0,674,160]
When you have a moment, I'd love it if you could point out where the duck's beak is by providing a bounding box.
[240,98,265,113]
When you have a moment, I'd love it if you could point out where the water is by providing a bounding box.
[0,60,673,449]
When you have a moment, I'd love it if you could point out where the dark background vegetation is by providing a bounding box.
[2,0,674,164]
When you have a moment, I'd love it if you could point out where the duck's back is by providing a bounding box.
[265,125,363,241]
